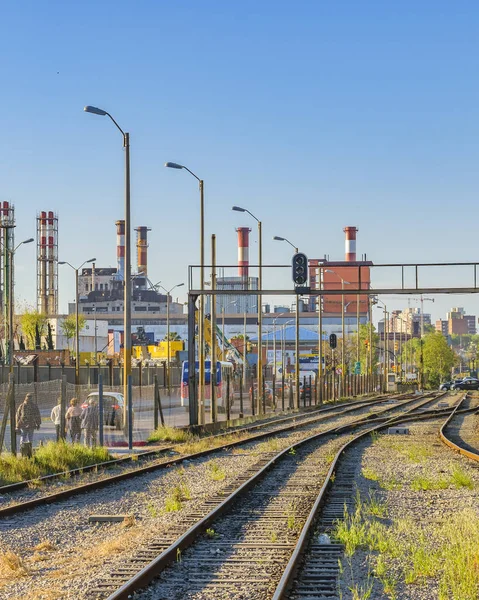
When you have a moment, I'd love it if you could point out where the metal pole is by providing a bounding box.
[341,282,345,396]
[199,179,205,425]
[98,374,104,447]
[123,132,132,440]
[369,296,373,377]
[166,289,170,394]
[8,250,13,374]
[420,295,424,390]
[127,375,133,450]
[211,234,217,423]
[75,268,80,385]
[257,220,263,414]
[94,304,97,359]
[318,269,323,404]
[383,305,387,392]
[222,308,225,356]
[295,295,300,408]
[187,294,198,426]
[356,293,360,364]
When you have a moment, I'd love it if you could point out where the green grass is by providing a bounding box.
[163,481,191,512]
[207,460,226,481]
[410,475,449,491]
[0,441,111,486]
[147,425,192,444]
[450,465,474,489]
[335,492,479,600]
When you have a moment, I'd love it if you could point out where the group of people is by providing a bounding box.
[15,393,100,452]
[50,397,99,447]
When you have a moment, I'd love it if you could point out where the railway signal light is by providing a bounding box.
[292,253,308,286]
[329,333,337,349]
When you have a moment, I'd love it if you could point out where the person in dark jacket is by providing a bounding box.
[16,393,42,446]
[81,397,99,448]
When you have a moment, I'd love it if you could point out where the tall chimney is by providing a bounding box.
[343,226,358,262]
[115,220,125,280]
[236,227,251,276]
[135,226,151,277]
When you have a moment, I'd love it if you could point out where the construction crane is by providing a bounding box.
[198,313,244,365]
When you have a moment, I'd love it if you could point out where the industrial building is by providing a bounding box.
[73,221,186,349]
[205,226,258,315]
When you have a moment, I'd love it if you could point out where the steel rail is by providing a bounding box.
[0,394,406,516]
[0,395,391,496]
[99,393,445,600]
[439,394,479,461]
[271,390,454,599]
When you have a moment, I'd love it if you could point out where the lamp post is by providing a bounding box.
[84,105,132,443]
[5,238,34,370]
[233,206,262,413]
[273,236,301,406]
[165,162,205,424]
[325,270,350,396]
[59,258,96,385]
[159,283,184,394]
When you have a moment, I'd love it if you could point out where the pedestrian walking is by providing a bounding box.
[16,393,41,456]
[50,398,62,441]
[66,397,82,443]
[81,397,99,448]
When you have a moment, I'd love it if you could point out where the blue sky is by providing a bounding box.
[1,1,479,322]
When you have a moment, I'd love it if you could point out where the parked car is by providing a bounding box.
[439,381,455,391]
[81,392,131,430]
[452,378,479,391]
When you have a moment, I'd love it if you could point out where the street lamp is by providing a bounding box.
[58,258,96,385]
[165,162,205,425]
[84,105,133,446]
[232,206,263,413]
[273,235,301,408]
[158,282,184,394]
[6,238,34,369]
[326,270,350,394]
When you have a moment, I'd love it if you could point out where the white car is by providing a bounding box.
[81,392,132,430]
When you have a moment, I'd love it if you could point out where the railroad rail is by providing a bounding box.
[274,393,475,599]
[83,392,449,599]
[0,393,395,496]
[0,393,419,516]
[440,393,479,461]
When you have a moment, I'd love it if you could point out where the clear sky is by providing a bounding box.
[1,1,479,323]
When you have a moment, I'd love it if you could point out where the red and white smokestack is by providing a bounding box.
[135,226,151,277]
[115,219,125,280]
[344,226,358,262]
[236,227,251,277]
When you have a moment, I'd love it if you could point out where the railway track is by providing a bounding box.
[0,393,422,514]
[273,393,472,600]
[440,392,479,460]
[0,394,393,497]
[80,392,450,599]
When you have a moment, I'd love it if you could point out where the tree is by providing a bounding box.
[46,322,54,350]
[422,331,456,387]
[60,314,86,351]
[20,310,48,350]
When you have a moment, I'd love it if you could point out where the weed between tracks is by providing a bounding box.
[334,493,479,599]
[207,460,226,481]
[0,442,111,486]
